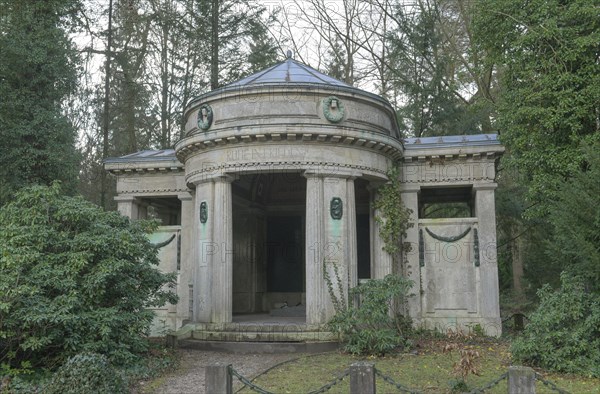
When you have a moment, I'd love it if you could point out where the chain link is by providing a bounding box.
[229,364,568,394]
[374,368,423,393]
[307,370,351,394]
[535,372,571,394]
[468,372,508,393]
[229,366,275,394]
[230,366,350,394]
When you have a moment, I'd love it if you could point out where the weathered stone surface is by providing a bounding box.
[508,366,536,394]
[350,362,375,394]
[105,58,503,338]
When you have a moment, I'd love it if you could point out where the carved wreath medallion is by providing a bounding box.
[197,104,213,130]
[322,96,345,123]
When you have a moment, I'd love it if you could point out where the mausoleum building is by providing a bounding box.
[105,56,504,338]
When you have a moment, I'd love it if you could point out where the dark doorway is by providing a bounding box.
[357,213,371,279]
[267,216,304,292]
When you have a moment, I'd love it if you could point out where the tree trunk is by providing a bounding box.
[210,0,219,90]
[511,223,525,301]
[100,0,114,210]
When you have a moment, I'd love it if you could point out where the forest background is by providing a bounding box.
[0,0,599,369]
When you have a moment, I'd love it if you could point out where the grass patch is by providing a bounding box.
[238,339,600,393]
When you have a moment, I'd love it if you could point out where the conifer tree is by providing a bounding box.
[0,0,80,204]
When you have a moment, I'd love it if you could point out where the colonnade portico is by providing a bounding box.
[186,168,390,326]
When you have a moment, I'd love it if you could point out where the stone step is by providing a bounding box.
[166,323,338,348]
[178,339,340,354]
[191,329,336,343]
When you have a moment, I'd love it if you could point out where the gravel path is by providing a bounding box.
[143,349,300,394]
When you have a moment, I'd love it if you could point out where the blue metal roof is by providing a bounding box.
[225,57,353,88]
[189,55,388,106]
[403,134,501,149]
[104,149,177,163]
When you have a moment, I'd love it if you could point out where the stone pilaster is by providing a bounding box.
[114,196,140,219]
[346,177,358,298]
[474,183,502,335]
[177,192,194,326]
[399,185,421,320]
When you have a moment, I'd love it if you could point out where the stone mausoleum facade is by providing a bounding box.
[105,56,504,338]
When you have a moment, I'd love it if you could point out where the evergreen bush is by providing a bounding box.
[327,274,414,356]
[0,184,178,371]
[45,353,127,394]
[511,273,600,377]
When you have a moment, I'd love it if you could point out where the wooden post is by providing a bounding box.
[508,366,536,394]
[350,361,376,394]
[205,364,232,394]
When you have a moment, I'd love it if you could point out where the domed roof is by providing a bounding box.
[192,53,385,104]
[228,56,352,88]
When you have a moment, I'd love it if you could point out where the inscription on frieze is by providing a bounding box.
[226,146,308,162]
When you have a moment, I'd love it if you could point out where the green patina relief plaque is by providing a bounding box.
[200,201,208,223]
[330,197,343,220]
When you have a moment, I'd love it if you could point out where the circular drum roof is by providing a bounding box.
[176,55,403,183]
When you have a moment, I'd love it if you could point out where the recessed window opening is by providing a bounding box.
[419,186,474,219]
[142,197,182,225]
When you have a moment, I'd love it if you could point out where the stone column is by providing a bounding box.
[304,173,325,325]
[346,177,358,297]
[474,183,502,335]
[177,192,194,326]
[399,185,421,321]
[194,180,215,322]
[369,184,393,279]
[304,170,358,325]
[211,176,234,324]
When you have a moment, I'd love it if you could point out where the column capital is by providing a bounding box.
[177,192,193,201]
[399,184,421,193]
[114,195,138,203]
[472,182,498,191]
[190,173,236,186]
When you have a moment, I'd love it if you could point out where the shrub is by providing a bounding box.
[327,274,414,355]
[511,273,600,377]
[45,353,126,394]
[0,184,178,370]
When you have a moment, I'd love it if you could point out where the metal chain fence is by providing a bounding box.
[307,370,350,394]
[535,372,571,394]
[230,366,351,394]
[468,372,508,393]
[374,368,423,393]
[229,366,275,394]
[227,365,571,394]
